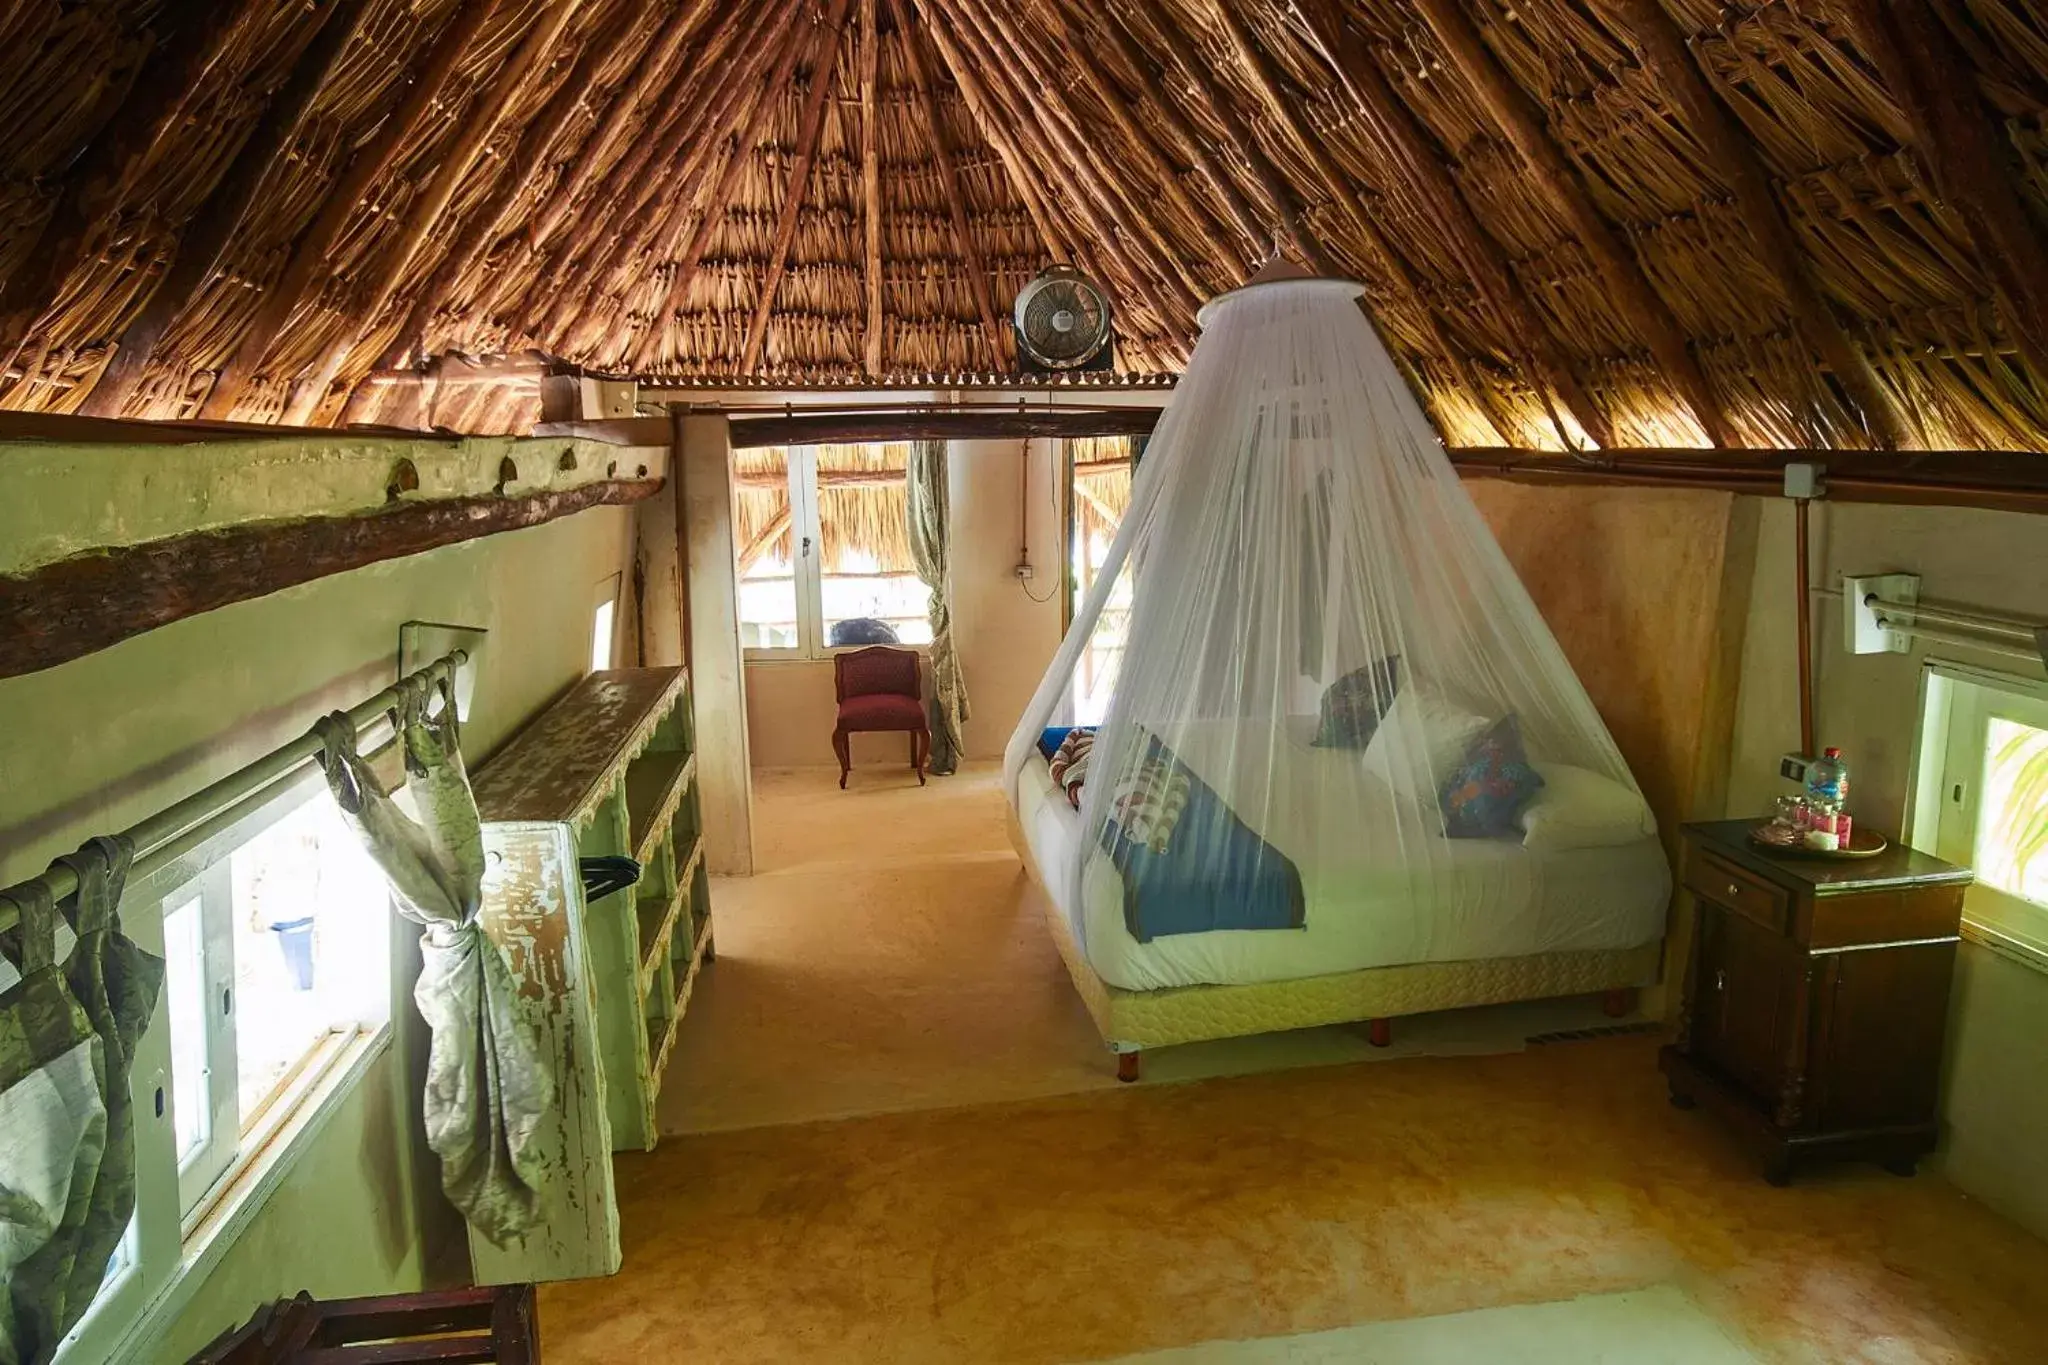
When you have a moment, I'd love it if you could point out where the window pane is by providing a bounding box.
[162,891,210,1165]
[737,447,799,650]
[1977,717,2048,906]
[1070,441,1133,725]
[229,796,385,1128]
[590,598,616,672]
[815,443,930,648]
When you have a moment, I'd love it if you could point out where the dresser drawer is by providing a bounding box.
[1685,850,1791,935]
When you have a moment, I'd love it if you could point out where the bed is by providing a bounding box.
[1011,721,1670,1078]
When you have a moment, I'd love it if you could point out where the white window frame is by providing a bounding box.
[55,764,400,1365]
[592,572,621,672]
[741,446,928,663]
[1908,658,2048,970]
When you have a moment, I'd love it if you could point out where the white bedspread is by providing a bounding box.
[1014,734,1670,992]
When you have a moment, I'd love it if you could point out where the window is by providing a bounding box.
[55,769,393,1361]
[1067,437,1136,724]
[737,443,934,658]
[592,575,619,672]
[1913,662,2048,959]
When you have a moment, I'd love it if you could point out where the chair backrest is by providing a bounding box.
[834,645,920,702]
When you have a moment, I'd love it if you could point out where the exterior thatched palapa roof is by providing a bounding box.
[4,0,2048,454]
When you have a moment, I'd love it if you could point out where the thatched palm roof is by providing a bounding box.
[2,0,2047,452]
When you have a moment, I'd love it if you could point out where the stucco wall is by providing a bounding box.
[0,503,639,1357]
[1726,496,2048,1241]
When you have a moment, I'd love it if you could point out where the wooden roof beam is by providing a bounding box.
[626,2,823,371]
[543,0,789,352]
[1837,0,2048,386]
[1028,0,1250,284]
[740,1,859,374]
[885,0,1009,370]
[0,0,261,377]
[1120,0,1331,275]
[290,0,590,423]
[1289,0,1613,449]
[962,0,1206,315]
[933,0,1189,359]
[80,0,374,419]
[1606,0,1913,449]
[1080,1,1271,258]
[197,0,502,421]
[374,0,679,373]
[525,0,706,253]
[860,0,886,374]
[1410,0,1734,449]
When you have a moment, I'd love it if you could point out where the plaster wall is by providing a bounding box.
[0,503,639,1355]
[1726,497,2048,1241]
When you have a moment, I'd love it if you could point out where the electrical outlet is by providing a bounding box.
[1014,563,1035,580]
[1780,753,1810,785]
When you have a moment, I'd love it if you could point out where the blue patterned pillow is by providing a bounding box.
[1440,715,1544,838]
[1311,655,1402,749]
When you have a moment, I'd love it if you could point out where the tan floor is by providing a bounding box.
[546,1034,2048,1363]
[540,762,2048,1363]
[659,762,1628,1135]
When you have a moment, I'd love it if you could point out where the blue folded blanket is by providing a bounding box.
[1096,734,1305,943]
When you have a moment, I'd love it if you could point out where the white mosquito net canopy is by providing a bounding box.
[1006,273,1663,960]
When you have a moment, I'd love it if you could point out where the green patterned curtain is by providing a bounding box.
[906,439,970,775]
[0,837,163,1365]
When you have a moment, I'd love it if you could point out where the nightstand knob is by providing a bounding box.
[1714,970,1727,992]
[1726,882,1741,900]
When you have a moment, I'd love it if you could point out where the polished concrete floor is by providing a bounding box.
[538,765,2048,1363]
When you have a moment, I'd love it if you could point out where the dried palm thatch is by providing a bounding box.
[3,0,2048,456]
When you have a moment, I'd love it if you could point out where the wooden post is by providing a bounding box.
[739,0,859,373]
[860,0,886,374]
[889,0,1011,369]
[0,0,261,376]
[1409,0,1734,448]
[1606,0,1914,449]
[197,0,501,421]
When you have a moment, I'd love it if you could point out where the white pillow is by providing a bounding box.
[1360,690,1492,797]
[1519,762,1657,850]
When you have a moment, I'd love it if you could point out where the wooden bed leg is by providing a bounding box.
[1602,987,1638,1019]
[1115,1050,1141,1083]
[1367,1018,1392,1048]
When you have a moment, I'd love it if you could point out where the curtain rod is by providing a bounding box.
[0,650,468,932]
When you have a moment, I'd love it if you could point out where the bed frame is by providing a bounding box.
[1008,808,1662,1082]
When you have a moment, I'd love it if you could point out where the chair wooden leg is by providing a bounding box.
[1116,1050,1141,1083]
[913,728,927,785]
[833,729,852,790]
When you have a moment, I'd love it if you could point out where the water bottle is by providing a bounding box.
[1806,747,1850,807]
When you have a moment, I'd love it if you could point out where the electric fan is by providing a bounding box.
[1012,266,1115,373]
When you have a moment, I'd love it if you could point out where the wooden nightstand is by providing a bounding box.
[1660,820,1973,1184]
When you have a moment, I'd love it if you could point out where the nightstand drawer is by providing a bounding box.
[1685,850,1791,935]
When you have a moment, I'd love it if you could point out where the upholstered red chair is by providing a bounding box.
[832,646,929,789]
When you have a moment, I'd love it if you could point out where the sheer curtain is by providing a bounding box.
[907,438,970,774]
[315,678,552,1248]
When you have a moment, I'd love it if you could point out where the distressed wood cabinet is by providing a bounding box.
[1660,820,1970,1185]
[465,667,712,1282]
